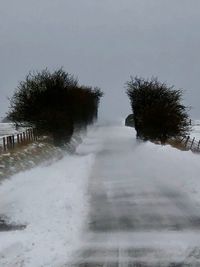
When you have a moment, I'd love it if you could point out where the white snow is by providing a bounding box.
[131,136,200,205]
[0,123,26,139]
[0,123,19,137]
[1,123,200,266]
[191,120,200,140]
[0,129,97,267]
[72,124,200,265]
[0,123,27,151]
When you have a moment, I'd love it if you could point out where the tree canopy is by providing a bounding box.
[126,77,190,143]
[8,68,103,145]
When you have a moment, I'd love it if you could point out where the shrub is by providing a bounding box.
[8,68,103,146]
[126,76,190,143]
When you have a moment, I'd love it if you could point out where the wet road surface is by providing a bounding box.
[68,126,200,266]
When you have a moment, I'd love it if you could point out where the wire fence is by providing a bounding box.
[177,135,200,153]
[0,128,38,154]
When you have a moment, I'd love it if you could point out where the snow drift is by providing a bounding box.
[0,128,98,267]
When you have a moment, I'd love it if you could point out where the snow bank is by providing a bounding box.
[0,129,96,267]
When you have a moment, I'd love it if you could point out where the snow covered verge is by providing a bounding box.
[0,129,86,180]
[0,141,64,180]
[0,127,97,267]
[144,143,200,199]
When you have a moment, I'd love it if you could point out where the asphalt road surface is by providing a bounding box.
[68,125,200,267]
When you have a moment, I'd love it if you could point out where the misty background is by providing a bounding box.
[0,0,200,121]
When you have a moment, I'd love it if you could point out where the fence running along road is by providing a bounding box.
[171,135,200,153]
[0,128,38,154]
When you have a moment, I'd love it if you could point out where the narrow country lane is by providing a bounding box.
[68,125,200,267]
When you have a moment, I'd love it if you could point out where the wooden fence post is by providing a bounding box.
[33,128,37,141]
[29,129,32,141]
[25,130,28,141]
[9,136,12,149]
[190,137,195,150]
[180,137,184,142]
[12,135,15,148]
[23,132,26,143]
[27,129,30,141]
[30,129,33,140]
[198,140,200,151]
[185,136,190,148]
[3,137,6,151]
[20,133,23,143]
[6,136,10,149]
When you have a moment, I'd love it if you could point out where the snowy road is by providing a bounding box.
[69,125,200,266]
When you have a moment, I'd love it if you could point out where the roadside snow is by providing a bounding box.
[0,130,96,267]
[136,140,200,205]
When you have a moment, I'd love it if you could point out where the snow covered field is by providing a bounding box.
[1,124,200,266]
[191,120,200,140]
[0,123,23,137]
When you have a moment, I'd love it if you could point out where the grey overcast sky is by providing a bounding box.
[0,0,200,120]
